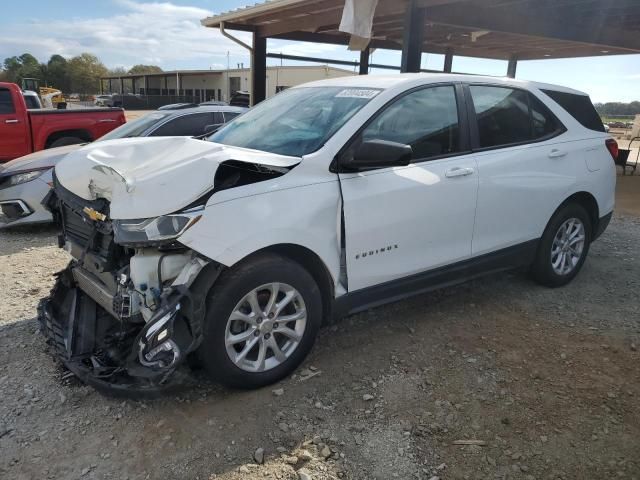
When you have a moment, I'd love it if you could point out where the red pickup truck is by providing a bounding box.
[0,82,126,162]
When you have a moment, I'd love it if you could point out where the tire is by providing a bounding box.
[49,137,85,148]
[531,203,592,287]
[197,252,322,389]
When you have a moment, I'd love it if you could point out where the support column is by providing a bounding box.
[143,75,148,95]
[507,55,518,78]
[119,77,124,94]
[251,33,267,105]
[359,46,370,75]
[108,79,112,93]
[176,72,181,96]
[164,76,168,95]
[400,0,426,73]
[443,48,454,73]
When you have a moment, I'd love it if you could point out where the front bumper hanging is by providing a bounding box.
[38,261,219,397]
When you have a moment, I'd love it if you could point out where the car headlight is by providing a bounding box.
[113,211,202,245]
[7,169,49,187]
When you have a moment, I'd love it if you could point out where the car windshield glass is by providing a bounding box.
[209,87,380,156]
[98,112,171,141]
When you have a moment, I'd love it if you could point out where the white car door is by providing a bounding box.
[467,85,579,256]
[338,85,479,292]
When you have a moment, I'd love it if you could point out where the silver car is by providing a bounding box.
[0,104,246,228]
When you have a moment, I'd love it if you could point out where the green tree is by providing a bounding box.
[43,54,70,92]
[107,67,128,77]
[128,64,163,75]
[2,53,43,84]
[595,101,640,116]
[67,53,108,94]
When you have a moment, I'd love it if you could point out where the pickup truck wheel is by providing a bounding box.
[49,137,85,148]
[198,253,322,389]
[531,203,592,287]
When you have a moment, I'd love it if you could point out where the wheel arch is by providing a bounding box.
[45,129,93,148]
[239,243,336,325]
[556,191,600,236]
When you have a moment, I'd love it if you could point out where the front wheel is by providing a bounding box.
[531,203,592,287]
[198,253,322,389]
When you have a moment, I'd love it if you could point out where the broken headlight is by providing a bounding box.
[113,211,202,245]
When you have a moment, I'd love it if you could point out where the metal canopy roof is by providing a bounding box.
[202,0,640,61]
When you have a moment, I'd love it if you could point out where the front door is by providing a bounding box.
[339,85,479,291]
[0,87,30,161]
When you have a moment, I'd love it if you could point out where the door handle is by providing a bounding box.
[548,149,567,159]
[5,119,19,124]
[98,119,116,123]
[445,167,474,178]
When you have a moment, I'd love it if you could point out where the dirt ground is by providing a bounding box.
[1,181,639,480]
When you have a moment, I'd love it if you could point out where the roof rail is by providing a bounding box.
[157,103,199,110]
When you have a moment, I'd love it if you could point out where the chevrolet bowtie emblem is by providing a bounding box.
[83,207,107,222]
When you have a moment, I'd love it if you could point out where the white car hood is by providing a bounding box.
[55,137,300,219]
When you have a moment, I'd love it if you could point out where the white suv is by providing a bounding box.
[40,74,616,394]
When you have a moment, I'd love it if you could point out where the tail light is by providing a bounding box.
[605,138,618,161]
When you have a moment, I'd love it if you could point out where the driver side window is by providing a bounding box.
[362,85,461,161]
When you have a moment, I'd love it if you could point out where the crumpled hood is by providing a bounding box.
[0,144,81,174]
[55,137,300,219]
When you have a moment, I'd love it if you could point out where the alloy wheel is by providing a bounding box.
[224,283,307,372]
[550,217,586,275]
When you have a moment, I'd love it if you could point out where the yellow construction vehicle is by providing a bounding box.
[21,78,67,109]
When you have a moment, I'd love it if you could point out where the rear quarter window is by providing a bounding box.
[541,89,604,132]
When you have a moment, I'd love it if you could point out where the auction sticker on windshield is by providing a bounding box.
[335,89,380,99]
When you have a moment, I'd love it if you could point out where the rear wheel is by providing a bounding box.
[198,253,322,389]
[531,203,592,287]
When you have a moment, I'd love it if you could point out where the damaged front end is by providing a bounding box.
[38,175,219,396]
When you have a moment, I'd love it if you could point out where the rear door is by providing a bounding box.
[339,84,479,291]
[467,84,575,255]
[0,87,30,161]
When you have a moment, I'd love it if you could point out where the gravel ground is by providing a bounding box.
[1,214,639,480]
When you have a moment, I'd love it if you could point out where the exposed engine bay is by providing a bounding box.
[38,178,210,395]
[38,158,291,396]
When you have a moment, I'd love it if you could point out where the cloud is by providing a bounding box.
[0,1,253,69]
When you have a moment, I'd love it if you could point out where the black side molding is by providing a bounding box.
[333,239,539,318]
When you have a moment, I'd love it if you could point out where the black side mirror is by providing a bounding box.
[343,139,412,170]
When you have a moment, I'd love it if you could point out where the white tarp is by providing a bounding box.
[338,0,379,51]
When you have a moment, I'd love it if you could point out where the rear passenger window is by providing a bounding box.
[224,111,240,122]
[0,89,15,114]
[212,112,224,125]
[530,94,562,139]
[541,89,604,132]
[362,85,460,160]
[150,113,214,137]
[470,86,530,148]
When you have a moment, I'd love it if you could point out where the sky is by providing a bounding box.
[1,0,639,103]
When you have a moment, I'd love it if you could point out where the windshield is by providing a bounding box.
[98,112,171,141]
[209,86,380,156]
